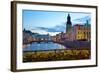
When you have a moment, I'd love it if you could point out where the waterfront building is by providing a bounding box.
[65,14,90,41]
[60,32,67,41]
[23,29,33,44]
[36,34,51,41]
[51,36,57,42]
[32,34,52,42]
[55,34,61,42]
[73,23,90,41]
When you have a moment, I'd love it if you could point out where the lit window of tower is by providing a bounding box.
[66,14,72,33]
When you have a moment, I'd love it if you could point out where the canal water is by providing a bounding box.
[23,42,66,51]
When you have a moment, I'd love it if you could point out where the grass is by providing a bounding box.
[23,49,90,62]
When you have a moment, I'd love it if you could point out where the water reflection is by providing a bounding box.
[23,42,66,51]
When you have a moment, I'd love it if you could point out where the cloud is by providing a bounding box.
[30,16,91,35]
[30,24,66,36]
[35,24,66,33]
[31,27,61,36]
[73,16,91,24]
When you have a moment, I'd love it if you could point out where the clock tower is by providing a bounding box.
[66,14,72,33]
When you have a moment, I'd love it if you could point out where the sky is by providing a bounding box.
[23,10,91,36]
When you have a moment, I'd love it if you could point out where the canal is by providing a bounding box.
[23,42,66,52]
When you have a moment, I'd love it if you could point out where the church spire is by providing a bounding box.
[66,14,72,32]
[67,14,71,22]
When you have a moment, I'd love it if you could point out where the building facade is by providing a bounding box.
[65,14,91,41]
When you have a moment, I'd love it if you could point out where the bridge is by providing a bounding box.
[24,39,90,49]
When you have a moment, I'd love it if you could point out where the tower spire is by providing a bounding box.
[66,14,72,32]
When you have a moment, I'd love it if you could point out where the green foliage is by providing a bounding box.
[23,49,90,62]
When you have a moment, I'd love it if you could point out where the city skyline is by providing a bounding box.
[23,10,91,36]
[23,10,91,62]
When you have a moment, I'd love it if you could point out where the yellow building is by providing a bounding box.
[76,30,86,40]
[75,25,90,41]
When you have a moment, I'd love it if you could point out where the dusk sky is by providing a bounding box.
[23,10,91,36]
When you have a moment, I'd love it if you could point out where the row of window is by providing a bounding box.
[77,31,90,34]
